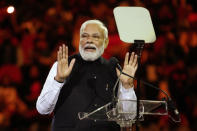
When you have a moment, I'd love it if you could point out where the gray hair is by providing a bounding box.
[80,20,108,40]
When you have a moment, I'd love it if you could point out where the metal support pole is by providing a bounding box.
[134,40,145,131]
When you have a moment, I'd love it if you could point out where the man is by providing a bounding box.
[36,20,138,131]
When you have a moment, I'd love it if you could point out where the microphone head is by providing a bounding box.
[110,57,119,65]
[167,99,181,123]
[110,57,122,71]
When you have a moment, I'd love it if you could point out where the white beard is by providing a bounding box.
[79,43,104,61]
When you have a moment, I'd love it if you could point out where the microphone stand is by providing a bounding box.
[116,65,181,125]
[134,40,145,131]
[111,51,180,130]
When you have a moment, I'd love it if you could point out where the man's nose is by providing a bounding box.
[86,36,94,43]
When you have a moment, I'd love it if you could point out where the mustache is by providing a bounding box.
[83,44,97,49]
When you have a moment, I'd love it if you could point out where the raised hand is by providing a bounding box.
[55,44,75,82]
[117,52,138,89]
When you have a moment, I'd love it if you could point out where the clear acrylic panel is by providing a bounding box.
[78,99,168,127]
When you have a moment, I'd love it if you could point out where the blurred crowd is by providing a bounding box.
[0,0,197,131]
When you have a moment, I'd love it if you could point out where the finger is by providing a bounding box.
[59,46,62,59]
[57,50,60,62]
[135,62,138,71]
[133,54,138,67]
[129,52,135,65]
[124,52,129,66]
[68,58,76,72]
[66,46,68,61]
[63,44,66,59]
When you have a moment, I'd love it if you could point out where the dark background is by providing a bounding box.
[0,0,197,131]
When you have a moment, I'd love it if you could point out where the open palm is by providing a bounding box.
[55,44,75,82]
[117,52,138,88]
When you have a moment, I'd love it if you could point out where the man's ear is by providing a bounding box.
[104,38,109,49]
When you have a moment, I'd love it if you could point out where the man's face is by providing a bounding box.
[79,23,105,61]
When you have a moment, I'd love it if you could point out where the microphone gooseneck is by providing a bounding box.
[110,57,122,101]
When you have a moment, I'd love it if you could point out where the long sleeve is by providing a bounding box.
[36,62,65,115]
[118,82,137,100]
[118,82,137,120]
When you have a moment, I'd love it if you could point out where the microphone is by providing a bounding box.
[165,97,181,123]
[111,57,180,123]
[111,57,122,71]
[110,57,123,101]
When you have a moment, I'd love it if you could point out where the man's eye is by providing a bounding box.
[81,34,88,38]
[92,35,100,39]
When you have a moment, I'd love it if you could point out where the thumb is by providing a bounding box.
[68,58,76,72]
[116,68,121,76]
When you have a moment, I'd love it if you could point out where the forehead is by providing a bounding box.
[82,24,103,35]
